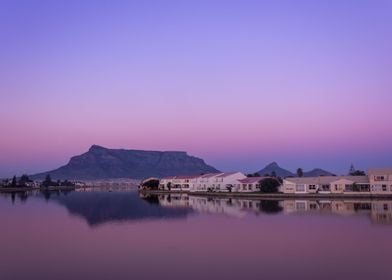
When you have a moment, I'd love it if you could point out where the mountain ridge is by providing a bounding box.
[256,162,335,178]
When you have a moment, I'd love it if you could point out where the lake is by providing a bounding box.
[1,190,392,280]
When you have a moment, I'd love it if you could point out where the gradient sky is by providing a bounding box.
[0,0,391,177]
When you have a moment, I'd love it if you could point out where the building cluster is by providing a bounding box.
[159,172,275,193]
[157,168,392,195]
[281,168,392,194]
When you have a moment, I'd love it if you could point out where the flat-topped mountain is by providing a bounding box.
[31,145,219,180]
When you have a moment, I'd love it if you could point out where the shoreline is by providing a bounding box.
[139,190,392,200]
[0,186,76,193]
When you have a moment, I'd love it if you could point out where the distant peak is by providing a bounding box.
[89,145,106,151]
[266,162,279,167]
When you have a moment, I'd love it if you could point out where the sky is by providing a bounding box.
[0,0,391,177]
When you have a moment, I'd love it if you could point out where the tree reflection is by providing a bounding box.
[258,200,283,214]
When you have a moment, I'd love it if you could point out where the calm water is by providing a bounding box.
[1,190,392,280]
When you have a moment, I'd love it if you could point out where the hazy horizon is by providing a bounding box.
[1,0,391,177]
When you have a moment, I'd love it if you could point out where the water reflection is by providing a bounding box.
[2,190,392,226]
[1,190,392,280]
[148,193,392,225]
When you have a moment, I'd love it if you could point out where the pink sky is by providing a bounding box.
[0,0,391,177]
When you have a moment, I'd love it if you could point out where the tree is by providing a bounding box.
[296,168,303,177]
[258,178,280,193]
[11,176,17,187]
[349,164,356,175]
[42,174,53,188]
[350,170,366,176]
[258,200,283,214]
[140,178,160,190]
[246,172,260,177]
[167,182,172,191]
[19,174,31,187]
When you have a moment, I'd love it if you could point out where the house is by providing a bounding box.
[282,176,370,194]
[190,173,222,192]
[282,176,336,194]
[171,175,200,191]
[368,168,392,194]
[160,175,200,191]
[329,176,369,194]
[160,172,247,192]
[210,172,247,192]
[159,176,175,190]
[236,177,274,192]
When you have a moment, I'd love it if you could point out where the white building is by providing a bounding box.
[189,173,221,192]
[190,172,246,192]
[368,168,392,194]
[159,175,200,191]
[282,176,370,194]
[236,177,272,192]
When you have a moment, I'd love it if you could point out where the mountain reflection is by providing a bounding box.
[51,192,194,226]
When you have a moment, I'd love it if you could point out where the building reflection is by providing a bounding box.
[2,190,392,225]
[152,193,392,225]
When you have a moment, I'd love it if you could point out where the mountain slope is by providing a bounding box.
[303,168,335,177]
[31,145,220,180]
[257,162,294,178]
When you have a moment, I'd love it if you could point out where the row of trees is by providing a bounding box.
[1,174,76,188]
[41,175,75,188]
[1,175,33,188]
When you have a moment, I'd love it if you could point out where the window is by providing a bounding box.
[296,185,305,192]
[382,185,387,191]
[248,184,252,190]
[375,176,385,181]
[309,185,316,190]
[321,184,330,191]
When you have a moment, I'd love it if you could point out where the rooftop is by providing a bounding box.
[238,177,271,184]
[216,172,240,178]
[284,176,369,185]
[368,168,392,175]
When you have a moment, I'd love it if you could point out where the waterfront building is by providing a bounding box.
[159,176,176,190]
[236,177,272,192]
[190,173,221,192]
[157,167,392,196]
[368,168,392,194]
[282,176,370,194]
[189,172,246,192]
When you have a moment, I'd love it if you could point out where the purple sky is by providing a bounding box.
[0,0,391,177]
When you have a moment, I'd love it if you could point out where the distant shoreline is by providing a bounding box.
[139,190,392,200]
[0,186,76,193]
